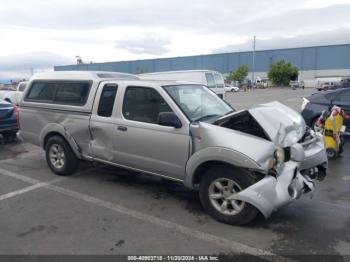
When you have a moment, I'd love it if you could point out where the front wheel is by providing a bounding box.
[45,136,79,176]
[199,166,258,225]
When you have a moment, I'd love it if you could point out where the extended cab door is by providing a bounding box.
[113,84,190,180]
[89,83,119,161]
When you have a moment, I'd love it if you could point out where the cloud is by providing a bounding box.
[0,0,316,32]
[230,4,350,36]
[115,36,171,55]
[0,52,74,71]
[0,0,350,79]
[213,27,350,53]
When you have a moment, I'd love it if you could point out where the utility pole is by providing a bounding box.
[252,35,256,88]
[76,56,83,65]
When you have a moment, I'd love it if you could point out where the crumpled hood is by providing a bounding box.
[248,101,306,146]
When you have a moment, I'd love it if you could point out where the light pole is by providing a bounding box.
[252,35,256,88]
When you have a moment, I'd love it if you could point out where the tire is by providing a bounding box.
[199,166,258,225]
[45,136,79,176]
[326,148,337,159]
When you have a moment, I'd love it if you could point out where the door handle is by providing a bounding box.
[117,126,128,132]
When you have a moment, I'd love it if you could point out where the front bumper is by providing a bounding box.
[230,161,314,218]
[300,132,327,169]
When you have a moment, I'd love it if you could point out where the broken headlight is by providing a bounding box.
[274,147,285,165]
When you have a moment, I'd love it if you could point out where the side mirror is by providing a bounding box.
[158,112,182,128]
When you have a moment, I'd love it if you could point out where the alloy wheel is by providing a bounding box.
[208,178,245,215]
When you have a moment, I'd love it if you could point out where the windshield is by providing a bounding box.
[163,85,234,122]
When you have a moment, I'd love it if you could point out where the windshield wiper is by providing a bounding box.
[194,114,219,122]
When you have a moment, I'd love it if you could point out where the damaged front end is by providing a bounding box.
[229,161,315,218]
[211,101,328,218]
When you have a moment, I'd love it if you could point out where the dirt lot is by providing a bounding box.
[0,88,349,261]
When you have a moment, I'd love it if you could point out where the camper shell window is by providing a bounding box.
[25,81,92,106]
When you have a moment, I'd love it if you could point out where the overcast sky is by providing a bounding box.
[1,0,350,78]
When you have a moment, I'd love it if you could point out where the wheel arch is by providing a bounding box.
[43,131,65,149]
[191,160,239,186]
[41,125,82,159]
[184,147,261,189]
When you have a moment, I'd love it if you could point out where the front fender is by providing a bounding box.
[184,147,261,188]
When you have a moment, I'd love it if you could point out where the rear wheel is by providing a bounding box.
[199,166,258,225]
[45,136,79,176]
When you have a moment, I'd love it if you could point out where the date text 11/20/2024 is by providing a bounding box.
[127,256,219,261]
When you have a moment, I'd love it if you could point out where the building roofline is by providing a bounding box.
[55,43,350,68]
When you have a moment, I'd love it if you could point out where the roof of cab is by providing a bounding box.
[30,71,139,81]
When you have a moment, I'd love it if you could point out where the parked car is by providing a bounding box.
[0,86,16,101]
[301,88,350,131]
[0,99,19,140]
[0,81,28,105]
[340,78,350,89]
[140,70,226,99]
[224,85,239,92]
[20,71,327,225]
[255,78,268,88]
[290,80,305,89]
[316,81,341,91]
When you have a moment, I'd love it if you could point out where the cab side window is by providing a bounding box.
[123,86,172,124]
[98,84,118,117]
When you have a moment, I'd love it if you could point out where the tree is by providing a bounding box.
[268,60,299,86]
[227,65,249,84]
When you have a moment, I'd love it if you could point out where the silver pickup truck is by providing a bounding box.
[19,71,327,225]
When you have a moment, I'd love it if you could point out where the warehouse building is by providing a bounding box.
[55,44,350,85]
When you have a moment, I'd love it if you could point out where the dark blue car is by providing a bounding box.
[301,88,350,131]
[0,99,19,140]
